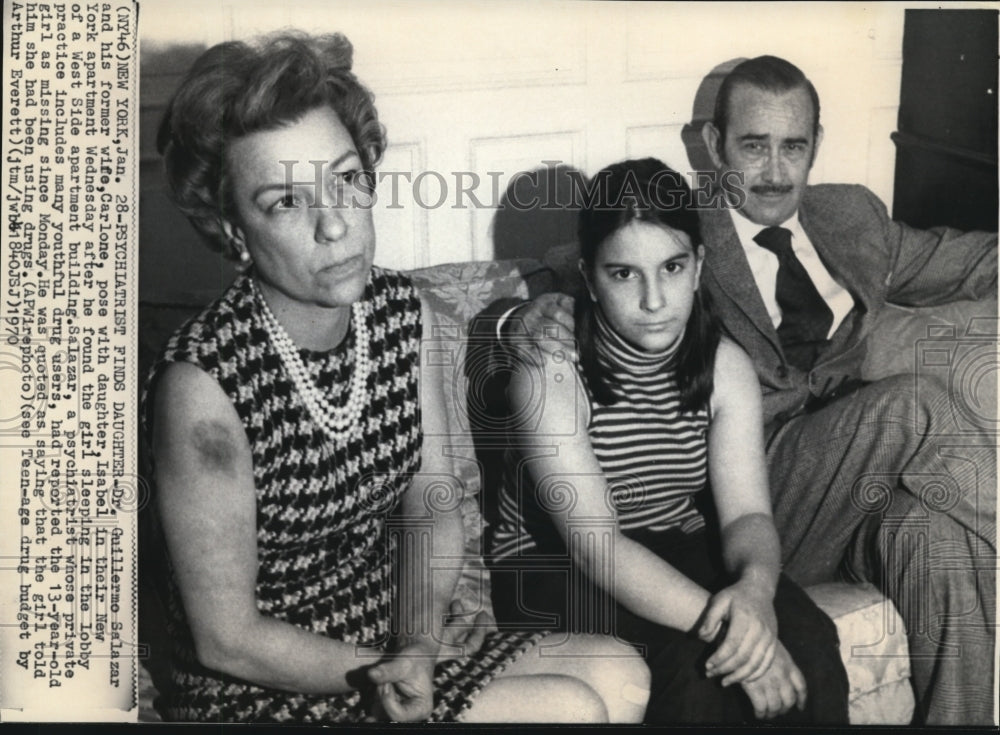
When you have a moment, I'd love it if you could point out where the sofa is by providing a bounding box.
[139,255,996,723]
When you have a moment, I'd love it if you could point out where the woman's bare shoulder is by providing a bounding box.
[152,362,249,477]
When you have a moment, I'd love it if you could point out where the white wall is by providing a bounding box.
[140,0,907,271]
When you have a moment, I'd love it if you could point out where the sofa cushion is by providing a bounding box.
[410,258,552,501]
[410,258,554,327]
[806,582,914,724]
[410,259,554,609]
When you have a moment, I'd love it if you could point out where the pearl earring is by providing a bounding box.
[237,248,251,271]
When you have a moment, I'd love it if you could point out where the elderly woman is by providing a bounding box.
[142,31,648,723]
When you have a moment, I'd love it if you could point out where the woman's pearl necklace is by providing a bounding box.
[250,278,370,442]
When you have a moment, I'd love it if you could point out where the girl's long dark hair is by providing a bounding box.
[577,158,720,412]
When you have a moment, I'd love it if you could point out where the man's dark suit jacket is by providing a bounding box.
[699,184,997,430]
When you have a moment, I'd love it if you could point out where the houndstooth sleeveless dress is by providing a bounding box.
[142,267,543,722]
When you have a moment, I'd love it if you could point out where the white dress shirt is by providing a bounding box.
[729,209,854,339]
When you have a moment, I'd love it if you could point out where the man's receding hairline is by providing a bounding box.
[721,80,820,140]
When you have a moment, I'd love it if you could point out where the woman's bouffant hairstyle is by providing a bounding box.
[576,157,720,411]
[156,32,386,259]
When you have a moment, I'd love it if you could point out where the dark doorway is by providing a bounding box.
[892,9,998,232]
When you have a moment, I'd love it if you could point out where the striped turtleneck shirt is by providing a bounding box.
[491,308,711,561]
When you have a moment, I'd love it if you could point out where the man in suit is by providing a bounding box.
[502,56,996,724]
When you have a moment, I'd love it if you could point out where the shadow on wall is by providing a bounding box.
[139,43,236,383]
[139,42,235,309]
[491,163,587,262]
[681,57,746,175]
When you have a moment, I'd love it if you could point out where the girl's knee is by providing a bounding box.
[464,674,609,723]
[556,676,611,723]
[564,634,650,722]
[601,635,651,692]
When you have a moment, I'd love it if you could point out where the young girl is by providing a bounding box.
[488,158,849,723]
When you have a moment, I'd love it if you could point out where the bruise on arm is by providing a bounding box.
[189,419,240,475]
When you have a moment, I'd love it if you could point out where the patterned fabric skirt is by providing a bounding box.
[158,630,546,723]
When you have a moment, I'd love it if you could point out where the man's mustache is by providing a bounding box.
[750,184,794,196]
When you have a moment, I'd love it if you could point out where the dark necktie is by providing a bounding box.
[753,226,833,372]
